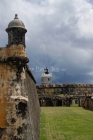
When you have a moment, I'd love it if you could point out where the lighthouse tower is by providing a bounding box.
[41,67,52,85]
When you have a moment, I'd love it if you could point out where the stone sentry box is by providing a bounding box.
[0,14,40,140]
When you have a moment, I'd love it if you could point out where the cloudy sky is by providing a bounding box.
[0,0,93,84]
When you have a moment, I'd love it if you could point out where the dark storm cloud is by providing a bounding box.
[0,0,93,83]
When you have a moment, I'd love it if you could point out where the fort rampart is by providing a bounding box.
[0,14,40,140]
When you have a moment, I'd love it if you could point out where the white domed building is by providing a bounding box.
[41,67,52,85]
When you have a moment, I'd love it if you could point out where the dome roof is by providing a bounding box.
[6,14,27,32]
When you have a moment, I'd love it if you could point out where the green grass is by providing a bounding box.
[70,104,78,107]
[40,107,93,140]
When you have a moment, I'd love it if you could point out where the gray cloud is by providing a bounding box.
[0,0,93,83]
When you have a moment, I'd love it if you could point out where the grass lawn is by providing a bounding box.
[40,107,93,140]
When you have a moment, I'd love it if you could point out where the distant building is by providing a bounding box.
[37,83,93,107]
[41,67,52,85]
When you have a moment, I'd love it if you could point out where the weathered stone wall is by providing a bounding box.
[0,45,40,139]
[37,84,93,95]
[0,14,40,139]
[78,97,85,107]
[0,63,28,139]
[25,71,40,140]
[83,97,93,110]
[0,64,40,139]
[37,84,90,107]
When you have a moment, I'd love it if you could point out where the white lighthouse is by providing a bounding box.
[41,67,52,85]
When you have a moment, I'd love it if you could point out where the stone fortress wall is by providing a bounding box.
[0,14,40,140]
[37,83,93,95]
[26,71,40,140]
[37,83,93,107]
